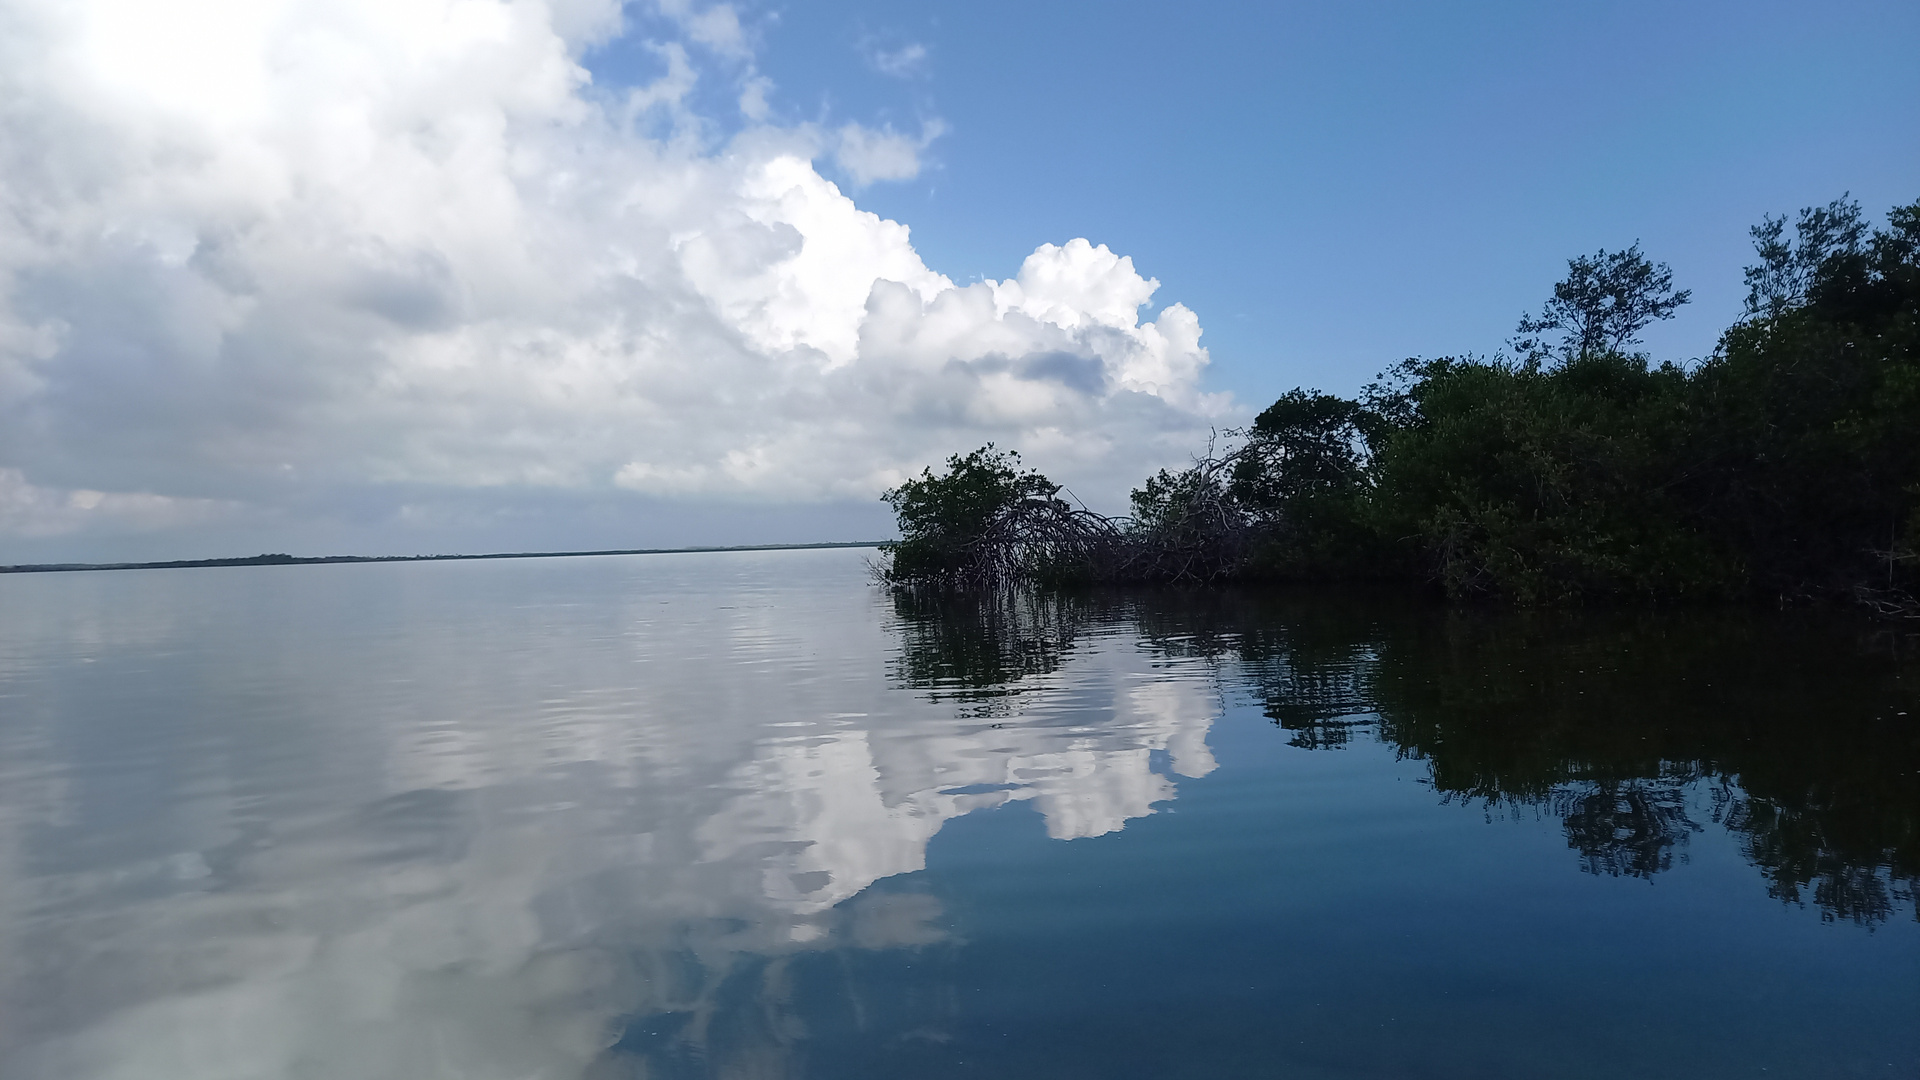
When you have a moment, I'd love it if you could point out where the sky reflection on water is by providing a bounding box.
[0,549,1914,1079]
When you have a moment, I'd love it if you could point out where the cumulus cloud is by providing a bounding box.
[0,0,1231,558]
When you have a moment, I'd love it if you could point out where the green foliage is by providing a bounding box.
[880,445,1116,588]
[1128,466,1221,532]
[1121,459,1249,583]
[1742,196,1868,318]
[1684,196,1920,598]
[1512,243,1691,365]
[883,197,1919,609]
[879,445,1060,586]
[1228,390,1385,577]
[1231,390,1375,512]
[883,445,1049,547]
[1259,195,1920,605]
[1364,352,1729,602]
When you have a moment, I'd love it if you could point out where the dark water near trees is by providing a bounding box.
[0,548,1914,1079]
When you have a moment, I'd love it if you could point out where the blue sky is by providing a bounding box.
[0,0,1915,559]
[592,0,1920,401]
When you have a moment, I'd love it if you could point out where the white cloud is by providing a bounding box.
[737,72,772,121]
[653,0,750,60]
[867,41,928,78]
[833,117,947,188]
[622,40,698,120]
[0,0,1232,557]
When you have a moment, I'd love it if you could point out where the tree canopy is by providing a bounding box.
[882,196,1920,612]
[1512,243,1691,365]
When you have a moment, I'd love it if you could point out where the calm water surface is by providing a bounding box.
[0,548,1914,1079]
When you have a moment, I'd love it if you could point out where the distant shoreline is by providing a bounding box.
[0,541,887,576]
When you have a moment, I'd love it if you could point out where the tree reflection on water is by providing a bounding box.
[5,559,1912,1080]
[889,587,1920,924]
[885,588,1091,710]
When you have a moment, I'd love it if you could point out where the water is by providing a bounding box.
[0,547,1914,1079]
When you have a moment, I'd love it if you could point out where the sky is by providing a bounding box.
[0,0,1915,562]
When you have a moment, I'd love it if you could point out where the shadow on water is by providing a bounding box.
[890,586,1920,926]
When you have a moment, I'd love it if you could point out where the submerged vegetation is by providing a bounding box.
[879,196,1920,611]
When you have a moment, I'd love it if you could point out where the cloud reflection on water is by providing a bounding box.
[0,552,1219,1079]
[1,553,1915,1079]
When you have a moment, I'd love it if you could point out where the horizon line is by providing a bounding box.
[0,541,890,576]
